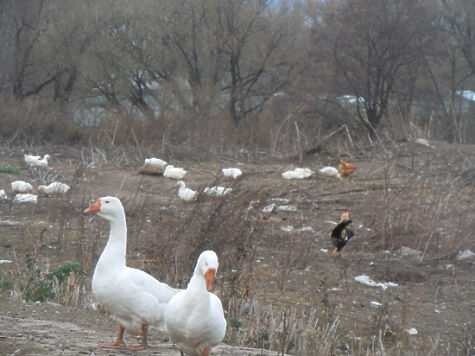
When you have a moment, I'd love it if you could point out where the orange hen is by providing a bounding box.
[338,160,357,177]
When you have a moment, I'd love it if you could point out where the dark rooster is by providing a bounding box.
[330,210,354,256]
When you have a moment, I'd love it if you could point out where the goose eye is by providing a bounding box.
[105,200,110,204]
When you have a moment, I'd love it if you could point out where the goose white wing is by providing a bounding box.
[124,267,180,303]
[93,266,180,331]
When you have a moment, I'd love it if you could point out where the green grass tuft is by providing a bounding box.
[0,164,21,175]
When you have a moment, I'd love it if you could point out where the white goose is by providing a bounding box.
[165,250,226,356]
[222,168,242,179]
[282,167,314,180]
[84,196,179,351]
[38,181,71,195]
[177,181,198,202]
[164,165,187,180]
[319,166,341,179]
[144,157,168,169]
[24,154,50,168]
[11,180,33,193]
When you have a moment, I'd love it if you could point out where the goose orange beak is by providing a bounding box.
[204,268,216,291]
[84,199,101,214]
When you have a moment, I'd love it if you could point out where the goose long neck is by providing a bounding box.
[99,212,127,268]
[187,270,208,294]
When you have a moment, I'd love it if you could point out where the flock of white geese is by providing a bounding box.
[5,153,356,355]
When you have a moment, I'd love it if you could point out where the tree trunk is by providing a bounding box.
[0,0,16,95]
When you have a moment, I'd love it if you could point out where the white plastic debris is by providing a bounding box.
[13,193,38,204]
[204,186,232,197]
[405,328,418,335]
[0,259,13,264]
[414,138,434,148]
[399,246,422,258]
[370,301,383,307]
[320,248,328,253]
[280,225,295,232]
[296,226,314,233]
[456,249,475,260]
[269,198,290,204]
[0,189,7,200]
[354,274,399,290]
[262,203,276,213]
[276,205,298,212]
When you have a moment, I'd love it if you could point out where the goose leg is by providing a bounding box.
[201,347,210,356]
[98,324,126,349]
[127,323,148,351]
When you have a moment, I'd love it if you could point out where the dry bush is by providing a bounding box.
[144,181,265,287]
[360,145,474,261]
[0,97,84,145]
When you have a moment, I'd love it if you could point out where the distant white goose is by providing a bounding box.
[11,180,33,193]
[164,165,187,180]
[204,186,232,197]
[38,182,71,195]
[319,166,341,179]
[282,167,314,180]
[144,157,168,169]
[222,168,242,179]
[177,181,197,202]
[13,193,38,204]
[24,154,50,168]
[165,250,226,356]
[0,189,7,200]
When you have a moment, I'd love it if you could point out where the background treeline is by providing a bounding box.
[1,0,474,153]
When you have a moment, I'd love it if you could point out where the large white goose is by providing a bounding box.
[84,196,179,350]
[165,250,227,356]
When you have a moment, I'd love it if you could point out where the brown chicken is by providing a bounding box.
[338,160,357,177]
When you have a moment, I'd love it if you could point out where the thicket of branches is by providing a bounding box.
[1,0,475,149]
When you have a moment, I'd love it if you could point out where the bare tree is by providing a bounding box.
[316,0,434,139]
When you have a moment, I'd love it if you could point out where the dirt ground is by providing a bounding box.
[0,141,474,355]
